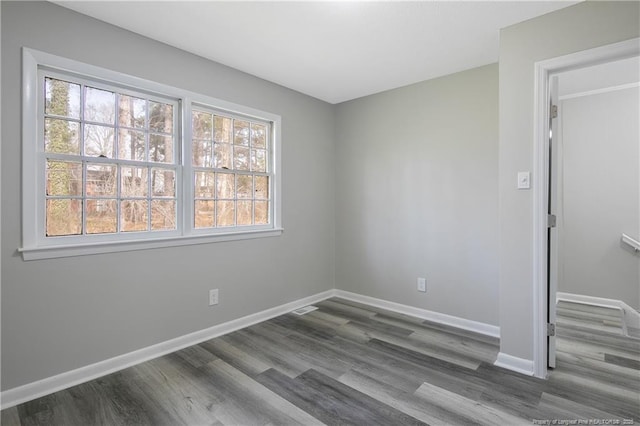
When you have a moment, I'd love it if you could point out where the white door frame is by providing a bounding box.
[532,37,640,379]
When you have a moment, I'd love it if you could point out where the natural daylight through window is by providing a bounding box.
[21,49,282,260]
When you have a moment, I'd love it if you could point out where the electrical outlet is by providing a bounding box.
[209,289,219,306]
[417,277,426,292]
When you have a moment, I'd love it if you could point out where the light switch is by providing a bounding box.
[517,172,530,189]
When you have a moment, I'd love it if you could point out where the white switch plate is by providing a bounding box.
[517,171,531,189]
[417,277,426,292]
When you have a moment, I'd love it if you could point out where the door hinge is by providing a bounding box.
[547,323,556,337]
[551,104,558,119]
[548,214,557,228]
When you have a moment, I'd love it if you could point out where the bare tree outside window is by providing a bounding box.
[43,77,177,236]
[192,109,271,229]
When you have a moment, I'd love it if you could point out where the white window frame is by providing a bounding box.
[39,69,182,243]
[188,105,275,234]
[20,48,282,260]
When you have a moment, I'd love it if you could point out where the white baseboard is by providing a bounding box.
[0,289,335,410]
[556,292,640,335]
[494,352,535,376]
[333,290,500,338]
[1,289,501,409]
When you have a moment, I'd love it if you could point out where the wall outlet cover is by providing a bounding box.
[209,289,219,306]
[417,277,427,292]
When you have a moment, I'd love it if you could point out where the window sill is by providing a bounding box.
[19,228,284,261]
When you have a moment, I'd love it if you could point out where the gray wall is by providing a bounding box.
[1,1,335,390]
[498,1,640,361]
[334,64,500,326]
[558,87,640,310]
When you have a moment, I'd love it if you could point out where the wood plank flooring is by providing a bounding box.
[2,297,639,425]
[556,300,625,335]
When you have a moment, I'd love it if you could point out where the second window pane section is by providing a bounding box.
[195,200,215,228]
[121,167,148,197]
[151,200,176,231]
[86,199,117,234]
[121,200,148,232]
[216,200,235,227]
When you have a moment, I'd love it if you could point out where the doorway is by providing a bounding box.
[532,38,640,379]
[551,57,640,368]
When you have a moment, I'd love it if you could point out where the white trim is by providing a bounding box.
[19,228,284,261]
[0,289,501,409]
[0,289,335,410]
[333,290,500,338]
[494,352,534,376]
[532,56,551,380]
[532,38,640,380]
[621,233,640,252]
[22,48,39,250]
[559,81,640,101]
[557,292,623,310]
[557,292,640,335]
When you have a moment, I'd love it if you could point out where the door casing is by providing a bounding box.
[532,38,640,379]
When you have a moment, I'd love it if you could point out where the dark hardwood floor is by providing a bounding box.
[2,297,639,425]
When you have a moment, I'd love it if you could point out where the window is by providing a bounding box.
[191,109,271,229]
[43,75,178,237]
[21,49,282,260]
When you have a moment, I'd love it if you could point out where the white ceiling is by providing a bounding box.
[55,1,580,104]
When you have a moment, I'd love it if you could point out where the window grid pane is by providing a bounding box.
[191,109,272,229]
[46,199,83,237]
[86,199,117,234]
[43,75,177,237]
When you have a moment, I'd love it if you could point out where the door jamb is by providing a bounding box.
[532,37,640,379]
